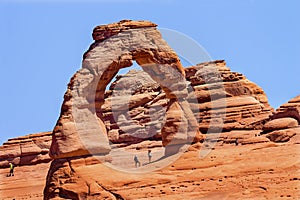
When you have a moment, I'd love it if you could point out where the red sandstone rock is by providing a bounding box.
[276,95,300,112]
[50,19,197,160]
[0,132,52,168]
[42,142,300,200]
[265,127,299,143]
[2,20,299,200]
[43,20,297,199]
[263,118,299,132]
[92,20,157,42]
[272,107,300,124]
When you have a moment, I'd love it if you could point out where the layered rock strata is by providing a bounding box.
[271,95,300,123]
[0,132,52,168]
[261,95,300,143]
[102,60,274,145]
[276,95,300,112]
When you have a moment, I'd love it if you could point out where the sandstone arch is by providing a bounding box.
[49,20,199,159]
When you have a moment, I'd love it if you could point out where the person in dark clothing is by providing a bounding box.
[148,150,152,163]
[8,162,14,177]
[134,155,141,168]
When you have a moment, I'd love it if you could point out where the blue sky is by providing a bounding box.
[0,0,299,144]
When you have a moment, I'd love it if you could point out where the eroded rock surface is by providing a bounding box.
[0,132,52,168]
[277,95,300,112]
[50,19,199,160]
[271,95,300,124]
[102,60,274,146]
[260,95,300,143]
[263,118,299,132]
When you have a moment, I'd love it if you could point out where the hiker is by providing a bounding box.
[8,162,14,177]
[148,150,152,163]
[134,155,141,168]
[235,138,239,146]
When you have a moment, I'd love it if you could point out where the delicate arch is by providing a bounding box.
[50,20,199,159]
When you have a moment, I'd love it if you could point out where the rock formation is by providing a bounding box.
[1,20,299,200]
[0,132,52,168]
[276,95,300,112]
[50,19,199,160]
[102,60,274,146]
[41,20,299,199]
[0,132,53,200]
[261,95,300,143]
[271,95,300,123]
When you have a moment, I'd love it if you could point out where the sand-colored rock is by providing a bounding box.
[272,95,300,124]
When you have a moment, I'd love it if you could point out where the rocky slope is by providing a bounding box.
[43,140,300,200]
[0,132,53,199]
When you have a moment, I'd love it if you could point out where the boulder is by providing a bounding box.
[266,127,299,143]
[263,118,299,132]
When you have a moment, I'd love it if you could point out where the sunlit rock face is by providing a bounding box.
[50,19,199,160]
[41,20,299,200]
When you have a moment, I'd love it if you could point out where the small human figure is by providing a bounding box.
[235,138,239,146]
[8,162,14,177]
[134,155,141,168]
[148,150,152,163]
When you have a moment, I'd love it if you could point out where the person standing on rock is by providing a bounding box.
[148,150,152,163]
[134,155,141,168]
[8,162,14,177]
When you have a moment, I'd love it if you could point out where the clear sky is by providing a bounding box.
[0,0,299,144]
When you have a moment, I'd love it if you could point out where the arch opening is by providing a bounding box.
[99,60,167,145]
